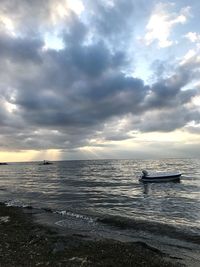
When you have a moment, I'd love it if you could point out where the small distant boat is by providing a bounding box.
[140,170,181,182]
[39,160,53,165]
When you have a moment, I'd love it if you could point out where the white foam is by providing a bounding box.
[54,210,94,223]
[5,200,30,208]
[0,216,10,223]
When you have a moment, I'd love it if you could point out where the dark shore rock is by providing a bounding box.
[0,203,183,267]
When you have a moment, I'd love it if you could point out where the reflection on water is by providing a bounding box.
[0,159,199,234]
[143,183,150,195]
[141,179,181,195]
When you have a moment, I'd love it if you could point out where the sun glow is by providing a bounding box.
[134,129,200,144]
[192,96,200,106]
[4,101,17,113]
[0,16,16,36]
[77,146,104,159]
[67,0,85,15]
[0,149,61,163]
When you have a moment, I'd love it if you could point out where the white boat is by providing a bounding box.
[140,170,181,182]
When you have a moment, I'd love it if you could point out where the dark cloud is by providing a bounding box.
[0,33,42,63]
[143,70,196,110]
[85,0,154,45]
[88,0,135,38]
[0,0,199,152]
[132,107,199,133]
[70,42,111,77]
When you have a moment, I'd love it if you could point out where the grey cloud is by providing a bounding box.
[131,106,200,133]
[103,133,131,141]
[85,0,154,43]
[89,0,135,37]
[185,126,200,134]
[62,14,87,45]
[0,33,43,63]
[144,67,196,110]
[0,0,199,152]
[70,42,111,77]
[14,74,146,128]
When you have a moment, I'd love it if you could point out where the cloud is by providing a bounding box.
[0,33,42,63]
[0,0,199,153]
[84,0,153,52]
[0,0,72,34]
[132,106,199,133]
[184,31,200,43]
[143,3,189,48]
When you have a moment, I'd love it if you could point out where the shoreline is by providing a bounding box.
[0,202,189,267]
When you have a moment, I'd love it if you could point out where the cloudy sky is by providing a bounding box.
[0,0,199,162]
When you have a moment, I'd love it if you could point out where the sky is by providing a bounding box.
[0,0,200,162]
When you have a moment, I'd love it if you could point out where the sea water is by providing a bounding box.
[0,158,199,236]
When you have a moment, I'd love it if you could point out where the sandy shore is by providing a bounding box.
[0,203,187,267]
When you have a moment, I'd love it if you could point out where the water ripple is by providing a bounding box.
[0,159,199,235]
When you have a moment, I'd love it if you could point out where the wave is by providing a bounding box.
[54,210,94,223]
[97,215,200,244]
[3,198,200,244]
[5,200,33,209]
[4,199,95,224]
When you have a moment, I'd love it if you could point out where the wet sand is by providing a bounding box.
[0,203,187,267]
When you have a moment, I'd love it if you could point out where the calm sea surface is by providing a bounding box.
[0,159,199,235]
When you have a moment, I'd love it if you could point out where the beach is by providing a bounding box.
[0,202,186,267]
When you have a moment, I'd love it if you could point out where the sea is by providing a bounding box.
[0,158,200,238]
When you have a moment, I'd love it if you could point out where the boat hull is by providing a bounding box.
[140,173,181,182]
